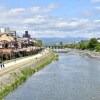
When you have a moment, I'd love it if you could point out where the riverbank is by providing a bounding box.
[75,49,100,58]
[0,49,57,100]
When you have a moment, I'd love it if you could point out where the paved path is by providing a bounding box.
[0,49,49,72]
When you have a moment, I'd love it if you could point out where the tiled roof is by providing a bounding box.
[0,33,15,42]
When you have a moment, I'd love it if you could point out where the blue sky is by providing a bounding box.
[1,0,99,18]
[0,0,100,38]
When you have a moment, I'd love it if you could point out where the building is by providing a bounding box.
[0,27,9,33]
[81,40,89,42]
[0,29,42,49]
[0,41,3,48]
[0,28,6,33]
[18,37,30,48]
[18,31,34,48]
[0,28,43,62]
[0,28,18,48]
[23,31,30,38]
[97,38,100,43]
[0,33,15,48]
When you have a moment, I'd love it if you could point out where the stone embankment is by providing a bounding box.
[77,50,100,58]
[0,49,57,99]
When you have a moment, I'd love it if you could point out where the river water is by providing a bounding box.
[3,51,100,100]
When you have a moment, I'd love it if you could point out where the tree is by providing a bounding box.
[94,44,100,52]
[34,42,42,47]
[80,42,89,50]
[88,38,98,50]
[60,41,63,45]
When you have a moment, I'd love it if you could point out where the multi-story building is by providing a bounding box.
[23,31,30,38]
[0,28,42,49]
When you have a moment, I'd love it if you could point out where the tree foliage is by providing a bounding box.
[59,41,63,45]
[94,44,100,52]
[88,38,98,50]
[34,42,42,47]
[80,42,89,50]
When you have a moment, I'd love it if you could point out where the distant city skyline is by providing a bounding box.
[0,0,100,38]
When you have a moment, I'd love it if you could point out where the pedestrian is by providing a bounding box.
[2,63,5,68]
[0,63,2,69]
[14,59,16,63]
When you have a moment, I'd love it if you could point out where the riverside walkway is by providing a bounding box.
[0,49,49,75]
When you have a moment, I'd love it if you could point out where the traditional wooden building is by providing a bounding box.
[0,33,15,49]
[0,29,43,62]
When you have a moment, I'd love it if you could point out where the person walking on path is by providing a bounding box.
[2,63,5,68]
[0,63,2,69]
[14,59,16,63]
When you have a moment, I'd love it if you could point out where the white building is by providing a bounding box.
[0,27,10,33]
[97,38,100,43]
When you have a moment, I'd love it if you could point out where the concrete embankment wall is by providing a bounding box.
[0,51,56,99]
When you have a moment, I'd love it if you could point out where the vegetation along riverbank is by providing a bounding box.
[60,38,100,58]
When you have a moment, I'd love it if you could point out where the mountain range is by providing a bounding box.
[38,37,88,44]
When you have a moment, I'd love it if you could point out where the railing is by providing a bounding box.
[0,49,12,54]
[0,46,42,54]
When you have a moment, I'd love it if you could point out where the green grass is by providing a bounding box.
[0,76,27,100]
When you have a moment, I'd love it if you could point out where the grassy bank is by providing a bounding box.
[0,51,57,100]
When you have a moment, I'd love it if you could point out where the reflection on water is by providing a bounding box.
[3,51,100,100]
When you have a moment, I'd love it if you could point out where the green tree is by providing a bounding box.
[94,44,100,52]
[88,38,98,50]
[80,42,89,50]
[34,42,42,47]
[60,41,63,45]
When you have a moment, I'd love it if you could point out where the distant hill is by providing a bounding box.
[38,37,88,44]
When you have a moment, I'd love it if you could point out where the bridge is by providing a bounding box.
[44,45,71,53]
[44,45,68,49]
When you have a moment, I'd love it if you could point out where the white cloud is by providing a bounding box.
[91,0,100,2]
[22,16,100,38]
[54,19,89,28]
[23,16,47,25]
[0,4,100,38]
[80,10,94,16]
[94,6,100,10]
[9,8,26,14]
[0,4,57,18]
[29,4,57,14]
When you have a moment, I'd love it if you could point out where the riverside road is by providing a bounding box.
[0,49,49,76]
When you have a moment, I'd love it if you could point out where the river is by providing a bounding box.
[3,51,100,100]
